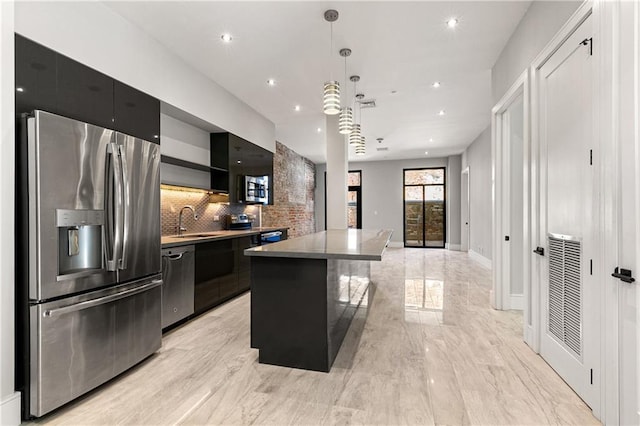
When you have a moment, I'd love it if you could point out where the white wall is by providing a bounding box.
[447,155,462,249]
[14,1,275,153]
[462,127,492,260]
[316,156,461,245]
[0,1,20,424]
[491,1,582,104]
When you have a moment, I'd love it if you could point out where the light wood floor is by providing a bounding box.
[36,248,600,425]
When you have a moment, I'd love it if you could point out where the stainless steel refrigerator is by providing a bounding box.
[23,110,162,417]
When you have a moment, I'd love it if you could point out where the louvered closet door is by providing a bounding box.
[537,13,599,409]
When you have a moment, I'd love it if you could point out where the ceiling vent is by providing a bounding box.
[359,99,377,108]
[376,147,389,152]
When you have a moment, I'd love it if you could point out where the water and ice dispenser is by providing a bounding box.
[56,209,104,276]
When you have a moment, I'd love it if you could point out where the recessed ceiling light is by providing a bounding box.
[432,81,441,88]
[153,135,159,139]
[425,151,429,155]
[237,160,242,164]
[267,79,276,86]
[16,87,24,92]
[447,18,458,28]
[294,105,301,112]
[317,127,322,133]
[429,138,434,142]
[438,110,446,116]
[221,33,233,43]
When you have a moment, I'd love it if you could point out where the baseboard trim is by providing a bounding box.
[0,391,21,426]
[387,241,404,248]
[510,294,524,311]
[469,250,492,269]
[447,244,461,251]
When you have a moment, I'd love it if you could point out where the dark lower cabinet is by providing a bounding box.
[194,239,236,314]
[236,236,254,292]
[192,231,286,315]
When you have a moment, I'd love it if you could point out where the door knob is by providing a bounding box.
[533,247,544,256]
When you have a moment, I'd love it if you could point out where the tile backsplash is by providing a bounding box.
[160,187,261,236]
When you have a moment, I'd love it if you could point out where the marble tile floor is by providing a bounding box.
[34,248,600,425]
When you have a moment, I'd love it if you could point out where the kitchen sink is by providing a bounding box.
[174,233,223,238]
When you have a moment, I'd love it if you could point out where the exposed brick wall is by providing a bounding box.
[262,141,316,238]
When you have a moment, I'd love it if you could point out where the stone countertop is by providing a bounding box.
[244,229,393,261]
[161,227,289,248]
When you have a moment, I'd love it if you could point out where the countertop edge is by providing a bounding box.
[244,229,392,261]
[161,227,289,248]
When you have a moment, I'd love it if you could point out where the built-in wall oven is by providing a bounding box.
[244,175,268,204]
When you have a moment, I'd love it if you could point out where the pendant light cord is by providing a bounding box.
[330,22,334,80]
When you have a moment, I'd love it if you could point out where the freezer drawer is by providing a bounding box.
[161,245,195,328]
[29,275,162,417]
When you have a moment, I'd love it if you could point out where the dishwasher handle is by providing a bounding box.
[164,253,184,261]
[43,279,162,317]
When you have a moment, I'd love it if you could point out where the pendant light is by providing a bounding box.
[338,48,353,134]
[349,76,361,145]
[354,92,365,155]
[323,10,340,115]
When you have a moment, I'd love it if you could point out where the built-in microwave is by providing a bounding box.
[244,175,268,204]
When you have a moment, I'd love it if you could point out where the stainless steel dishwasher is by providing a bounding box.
[161,245,195,328]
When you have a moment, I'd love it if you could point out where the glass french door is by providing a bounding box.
[403,168,446,248]
[347,187,362,229]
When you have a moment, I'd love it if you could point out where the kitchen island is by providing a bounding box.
[245,229,393,372]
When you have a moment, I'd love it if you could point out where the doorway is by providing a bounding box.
[348,171,362,229]
[460,167,469,252]
[403,168,446,248]
[533,12,599,411]
[492,72,528,314]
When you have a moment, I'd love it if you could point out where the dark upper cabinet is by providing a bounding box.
[210,133,230,193]
[211,132,274,204]
[15,34,57,117]
[14,34,159,143]
[57,54,114,130]
[114,81,160,143]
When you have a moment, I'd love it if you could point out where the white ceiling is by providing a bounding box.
[105,1,530,164]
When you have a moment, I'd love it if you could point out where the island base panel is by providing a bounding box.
[251,257,330,372]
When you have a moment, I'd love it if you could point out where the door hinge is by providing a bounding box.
[590,369,593,385]
[581,37,593,55]
[590,259,593,275]
[589,149,593,165]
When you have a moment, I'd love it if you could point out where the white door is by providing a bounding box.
[537,14,599,409]
[461,168,469,252]
[616,1,639,422]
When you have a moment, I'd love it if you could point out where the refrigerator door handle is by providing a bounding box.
[106,143,123,271]
[42,279,162,317]
[118,145,130,270]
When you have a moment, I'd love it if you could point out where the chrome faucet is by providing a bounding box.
[177,205,198,236]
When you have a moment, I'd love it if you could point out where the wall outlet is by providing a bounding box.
[214,215,220,221]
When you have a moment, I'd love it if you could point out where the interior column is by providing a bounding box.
[325,114,348,229]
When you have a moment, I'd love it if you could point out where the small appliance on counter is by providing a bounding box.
[227,213,253,230]
[260,230,284,244]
